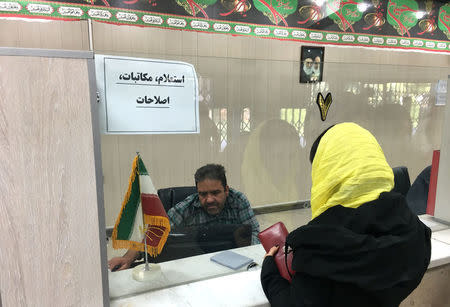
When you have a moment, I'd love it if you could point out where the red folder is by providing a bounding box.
[258,222,295,282]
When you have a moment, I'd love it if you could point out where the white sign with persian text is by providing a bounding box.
[95,55,199,134]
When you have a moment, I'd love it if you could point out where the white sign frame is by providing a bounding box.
[95,54,199,134]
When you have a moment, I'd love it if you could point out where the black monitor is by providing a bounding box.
[133,224,252,265]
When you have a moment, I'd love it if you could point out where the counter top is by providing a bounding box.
[110,215,450,307]
[109,244,266,300]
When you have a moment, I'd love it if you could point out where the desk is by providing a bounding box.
[110,215,450,307]
[109,243,266,300]
[111,269,269,307]
[110,235,450,307]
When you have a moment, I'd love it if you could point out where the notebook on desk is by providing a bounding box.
[210,250,254,270]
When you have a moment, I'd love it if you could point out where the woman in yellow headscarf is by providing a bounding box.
[261,123,431,307]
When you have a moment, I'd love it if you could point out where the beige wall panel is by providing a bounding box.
[211,32,229,58]
[326,46,449,67]
[0,20,20,47]
[101,135,122,226]
[290,65,308,106]
[227,58,244,108]
[226,35,244,59]
[197,56,228,107]
[271,39,297,62]
[146,27,169,55]
[222,58,245,189]
[39,22,63,49]
[273,60,294,108]
[0,55,103,306]
[196,31,216,57]
[128,24,151,54]
[214,33,230,58]
[400,264,450,306]
[164,54,198,68]
[92,21,114,52]
[60,20,89,50]
[111,24,133,54]
[252,60,270,116]
[253,37,272,60]
[164,29,183,55]
[229,35,257,59]
[18,20,42,48]
[0,19,88,50]
[221,59,256,192]
[239,60,256,108]
[181,30,198,56]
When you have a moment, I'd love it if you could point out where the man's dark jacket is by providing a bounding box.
[261,192,431,307]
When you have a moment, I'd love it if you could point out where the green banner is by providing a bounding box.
[1,0,449,53]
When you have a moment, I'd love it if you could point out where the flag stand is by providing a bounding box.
[131,226,161,281]
[132,152,161,282]
[131,260,161,282]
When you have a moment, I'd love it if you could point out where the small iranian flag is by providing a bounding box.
[111,155,171,256]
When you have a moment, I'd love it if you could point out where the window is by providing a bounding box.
[210,108,228,152]
[280,108,307,147]
[240,107,251,132]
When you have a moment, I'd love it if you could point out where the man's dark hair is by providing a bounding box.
[309,125,335,163]
[194,164,227,188]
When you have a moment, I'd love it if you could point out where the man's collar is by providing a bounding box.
[227,189,240,208]
[191,193,202,208]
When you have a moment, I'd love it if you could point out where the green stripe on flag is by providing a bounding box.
[138,156,148,175]
[116,173,141,240]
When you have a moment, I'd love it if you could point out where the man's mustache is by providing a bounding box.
[206,202,219,207]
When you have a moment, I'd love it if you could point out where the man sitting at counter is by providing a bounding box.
[108,163,260,271]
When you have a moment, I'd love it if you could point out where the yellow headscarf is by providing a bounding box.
[311,122,394,219]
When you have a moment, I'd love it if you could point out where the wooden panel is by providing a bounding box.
[0,55,103,306]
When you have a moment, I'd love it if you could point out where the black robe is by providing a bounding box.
[406,166,431,215]
[261,192,431,307]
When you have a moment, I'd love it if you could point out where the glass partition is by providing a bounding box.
[103,56,446,298]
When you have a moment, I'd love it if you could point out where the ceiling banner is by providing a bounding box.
[1,0,449,53]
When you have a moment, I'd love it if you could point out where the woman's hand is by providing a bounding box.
[264,245,279,258]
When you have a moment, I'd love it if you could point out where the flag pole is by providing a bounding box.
[136,152,150,272]
[129,152,162,282]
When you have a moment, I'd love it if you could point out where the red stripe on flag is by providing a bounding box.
[141,193,168,218]
[144,225,166,247]
[141,193,170,250]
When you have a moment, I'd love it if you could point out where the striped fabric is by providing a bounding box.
[111,155,171,256]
